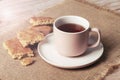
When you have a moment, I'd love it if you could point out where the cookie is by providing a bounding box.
[17,29,44,47]
[3,38,34,59]
[29,25,53,35]
[20,57,35,66]
[29,17,54,26]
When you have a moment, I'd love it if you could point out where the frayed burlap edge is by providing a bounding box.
[86,55,120,80]
[75,0,120,16]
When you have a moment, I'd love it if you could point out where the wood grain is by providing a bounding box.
[0,0,64,36]
[87,0,120,11]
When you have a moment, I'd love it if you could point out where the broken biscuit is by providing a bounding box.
[20,57,35,66]
[17,29,44,47]
[3,38,34,59]
[29,17,54,26]
[29,25,53,35]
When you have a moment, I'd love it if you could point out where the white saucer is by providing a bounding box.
[37,33,104,69]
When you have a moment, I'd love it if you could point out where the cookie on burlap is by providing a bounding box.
[3,38,34,59]
[20,57,35,66]
[29,25,53,35]
[17,29,44,47]
[29,17,54,26]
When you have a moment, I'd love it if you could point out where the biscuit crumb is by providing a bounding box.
[29,25,53,35]
[20,57,35,66]
[17,29,44,47]
[3,38,34,59]
[29,17,54,26]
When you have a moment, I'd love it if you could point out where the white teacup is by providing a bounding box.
[53,16,101,57]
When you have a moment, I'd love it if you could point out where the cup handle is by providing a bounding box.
[88,28,101,48]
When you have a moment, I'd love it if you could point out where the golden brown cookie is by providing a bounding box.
[29,17,54,26]
[3,38,34,59]
[29,25,53,35]
[20,57,35,66]
[17,29,44,47]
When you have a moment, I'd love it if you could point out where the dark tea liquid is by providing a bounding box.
[58,23,85,33]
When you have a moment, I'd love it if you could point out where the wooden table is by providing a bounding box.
[0,0,120,80]
[83,0,120,15]
[0,0,63,36]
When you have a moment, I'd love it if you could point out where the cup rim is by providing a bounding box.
[54,15,90,34]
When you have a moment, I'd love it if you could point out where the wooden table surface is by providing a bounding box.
[0,0,64,36]
[84,0,120,15]
[0,0,119,80]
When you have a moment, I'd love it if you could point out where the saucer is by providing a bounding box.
[37,33,104,69]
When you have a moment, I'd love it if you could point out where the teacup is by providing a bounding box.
[53,15,101,57]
